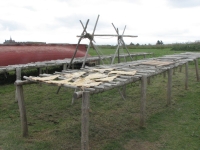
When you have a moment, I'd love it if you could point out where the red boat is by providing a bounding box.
[0,44,87,66]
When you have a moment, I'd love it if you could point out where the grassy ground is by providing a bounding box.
[0,48,200,150]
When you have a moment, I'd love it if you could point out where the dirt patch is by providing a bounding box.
[124,139,161,150]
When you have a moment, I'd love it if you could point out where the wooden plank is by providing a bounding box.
[140,75,147,127]
[81,91,90,150]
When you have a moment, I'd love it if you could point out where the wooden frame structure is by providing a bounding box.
[15,52,200,150]
[68,15,138,69]
[0,52,153,75]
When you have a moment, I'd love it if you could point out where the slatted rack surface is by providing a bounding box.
[23,52,200,96]
[0,52,152,74]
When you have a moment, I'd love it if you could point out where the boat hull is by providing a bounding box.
[0,44,87,66]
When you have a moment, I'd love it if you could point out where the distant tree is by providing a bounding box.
[156,40,161,45]
[130,42,134,45]
[136,43,140,46]
[156,40,164,45]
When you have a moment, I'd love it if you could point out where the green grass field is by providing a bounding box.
[0,48,200,150]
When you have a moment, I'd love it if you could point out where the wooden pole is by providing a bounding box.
[15,81,28,137]
[39,68,43,74]
[118,40,120,63]
[140,75,147,127]
[185,62,188,90]
[194,59,199,82]
[15,68,21,101]
[81,91,90,150]
[92,43,104,65]
[167,68,172,106]
[121,39,133,61]
[82,42,91,68]
[111,43,120,64]
[63,63,67,70]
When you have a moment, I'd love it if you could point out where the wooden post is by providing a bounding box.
[15,81,28,137]
[185,62,188,90]
[140,75,147,127]
[71,88,77,105]
[194,59,199,82]
[167,68,172,106]
[15,68,21,101]
[81,91,90,150]
[38,68,43,75]
[63,64,67,70]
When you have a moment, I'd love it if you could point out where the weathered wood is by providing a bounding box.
[63,63,67,70]
[81,91,90,150]
[39,68,43,74]
[140,75,147,127]
[167,68,172,105]
[15,68,21,101]
[194,59,199,82]
[15,80,34,86]
[78,34,138,37]
[0,52,153,76]
[185,62,188,90]
[16,83,28,137]
[71,88,77,105]
[73,78,138,99]
[56,86,61,94]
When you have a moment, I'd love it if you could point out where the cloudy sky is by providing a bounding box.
[0,0,200,45]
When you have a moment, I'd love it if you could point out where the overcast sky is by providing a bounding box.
[1,0,200,45]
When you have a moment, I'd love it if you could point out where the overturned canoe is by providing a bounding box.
[0,44,87,66]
